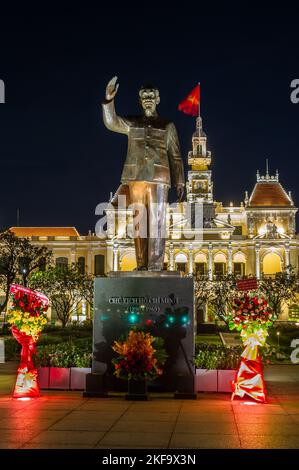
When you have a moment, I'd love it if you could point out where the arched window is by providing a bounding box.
[233,252,246,276]
[56,257,68,269]
[214,252,226,276]
[94,254,105,276]
[195,252,207,275]
[262,252,281,276]
[78,256,85,274]
[175,252,187,273]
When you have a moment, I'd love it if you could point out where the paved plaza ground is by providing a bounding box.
[0,363,299,449]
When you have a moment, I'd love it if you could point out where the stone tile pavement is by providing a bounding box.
[0,364,298,449]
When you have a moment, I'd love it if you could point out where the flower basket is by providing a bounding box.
[112,330,167,400]
[8,284,49,398]
[228,292,273,403]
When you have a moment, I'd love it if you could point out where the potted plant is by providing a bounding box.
[194,344,241,392]
[70,351,92,390]
[36,345,51,389]
[36,339,92,390]
[112,330,167,400]
[194,346,218,392]
[217,347,240,392]
[48,344,72,389]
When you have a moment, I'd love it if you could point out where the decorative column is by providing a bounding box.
[228,242,233,275]
[188,244,193,276]
[255,243,260,279]
[169,242,174,271]
[70,249,76,265]
[82,300,87,319]
[113,242,119,272]
[208,243,213,280]
[87,249,92,275]
[285,243,290,272]
[203,304,208,323]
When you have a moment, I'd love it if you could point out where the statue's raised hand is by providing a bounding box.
[105,76,119,101]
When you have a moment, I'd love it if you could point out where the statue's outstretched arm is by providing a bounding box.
[102,76,130,135]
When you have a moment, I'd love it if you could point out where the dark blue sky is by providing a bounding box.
[0,10,298,233]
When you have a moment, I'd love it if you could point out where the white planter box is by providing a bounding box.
[70,367,91,390]
[195,369,217,392]
[49,367,71,389]
[217,370,236,392]
[37,367,50,389]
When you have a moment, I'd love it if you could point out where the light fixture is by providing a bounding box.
[258,226,266,236]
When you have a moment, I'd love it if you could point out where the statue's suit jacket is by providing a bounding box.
[102,99,185,187]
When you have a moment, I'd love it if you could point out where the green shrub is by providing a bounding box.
[194,349,220,369]
[4,326,92,362]
[194,344,241,370]
[37,335,64,346]
[35,339,92,368]
[194,341,286,369]
[43,323,92,335]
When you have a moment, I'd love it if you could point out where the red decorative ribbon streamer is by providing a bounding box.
[11,326,39,398]
[232,329,267,403]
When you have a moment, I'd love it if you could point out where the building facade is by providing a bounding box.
[10,115,299,322]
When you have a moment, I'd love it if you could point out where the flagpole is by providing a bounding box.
[198,81,200,118]
[198,81,200,137]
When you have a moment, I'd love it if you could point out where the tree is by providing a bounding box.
[0,231,21,316]
[29,263,94,327]
[17,237,52,286]
[0,230,52,330]
[194,274,238,323]
[259,267,299,319]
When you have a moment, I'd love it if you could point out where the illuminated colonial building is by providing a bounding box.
[10,116,299,322]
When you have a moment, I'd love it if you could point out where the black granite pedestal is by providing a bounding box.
[84,272,196,398]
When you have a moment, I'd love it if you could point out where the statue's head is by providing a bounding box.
[139,84,160,117]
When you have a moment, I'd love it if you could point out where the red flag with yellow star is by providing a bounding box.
[178,84,200,116]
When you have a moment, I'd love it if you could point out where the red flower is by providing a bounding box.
[14,291,23,301]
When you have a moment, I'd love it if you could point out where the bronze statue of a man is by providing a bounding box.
[102,76,185,271]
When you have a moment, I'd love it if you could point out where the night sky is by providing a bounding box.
[0,10,298,234]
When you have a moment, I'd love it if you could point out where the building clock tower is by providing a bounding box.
[187,116,215,227]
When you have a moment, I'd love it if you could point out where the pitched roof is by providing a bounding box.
[248,182,293,207]
[10,227,80,237]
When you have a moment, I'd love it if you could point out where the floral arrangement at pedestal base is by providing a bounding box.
[112,330,167,401]
[228,292,273,403]
[7,284,49,398]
